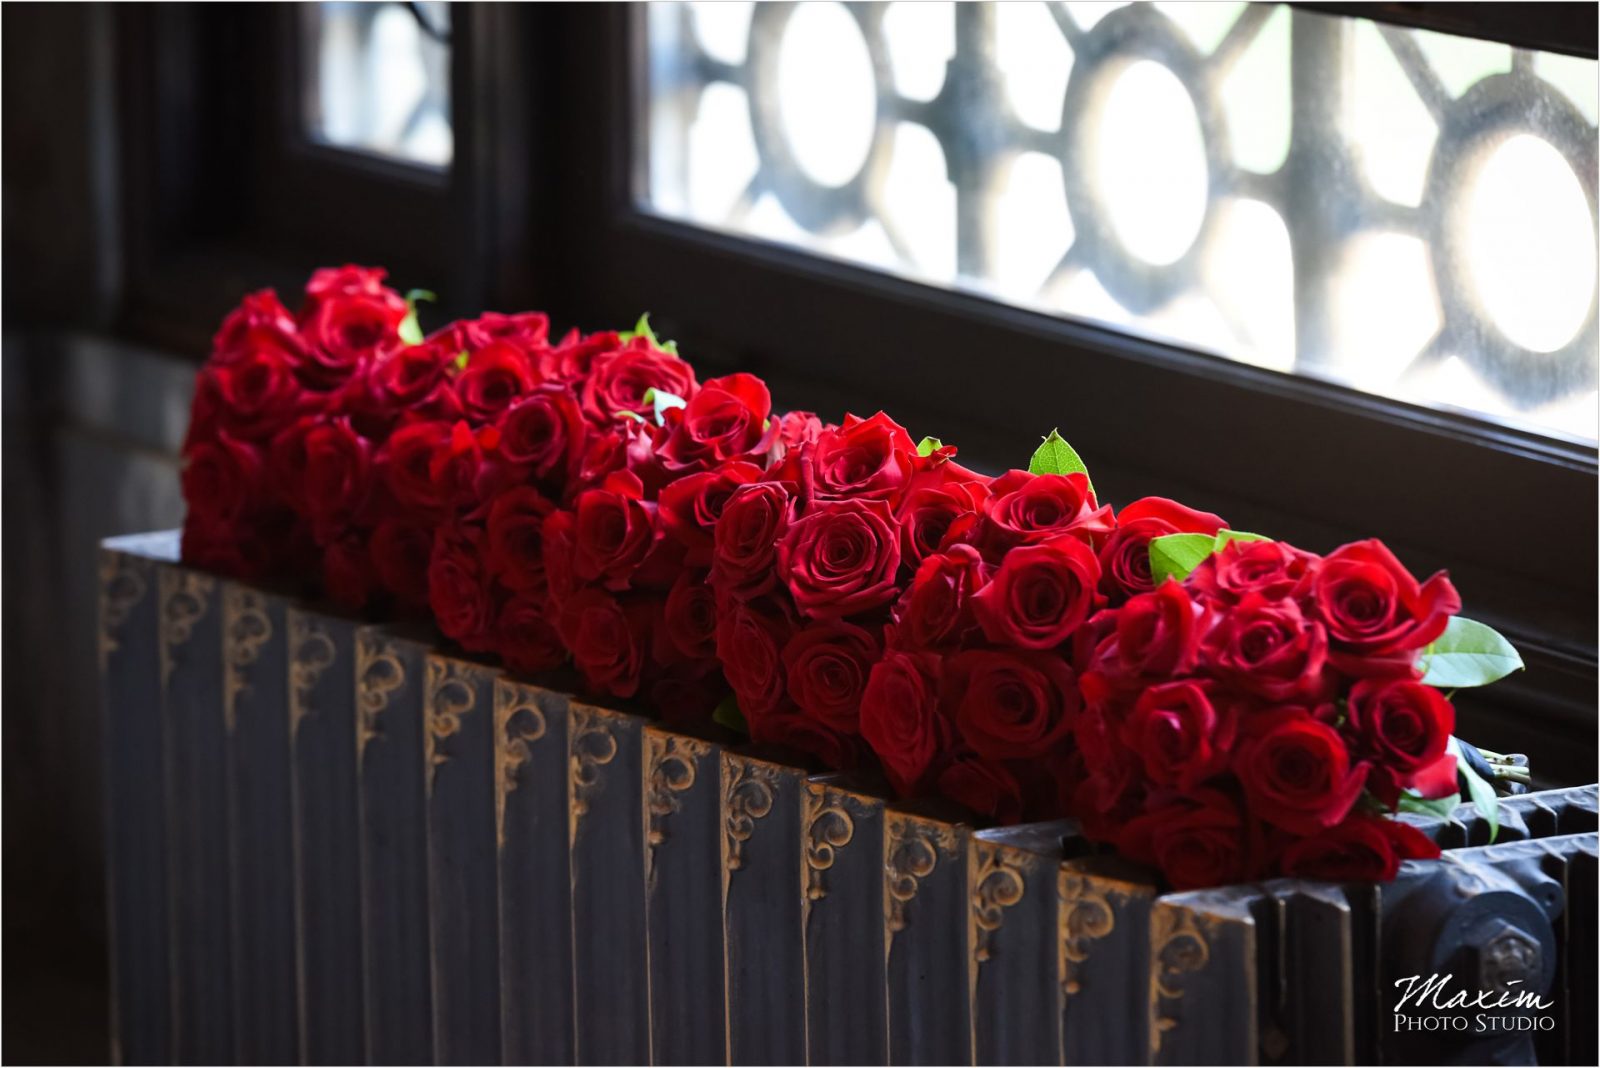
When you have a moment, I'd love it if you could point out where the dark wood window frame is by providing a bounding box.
[110,2,1598,782]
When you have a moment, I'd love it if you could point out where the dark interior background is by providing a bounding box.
[4,3,1595,1062]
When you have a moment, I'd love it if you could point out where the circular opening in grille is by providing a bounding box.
[1465,133,1596,354]
[776,2,878,189]
[1093,60,1208,267]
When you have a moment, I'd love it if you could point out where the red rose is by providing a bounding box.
[369,520,434,612]
[658,461,764,566]
[776,498,902,619]
[433,421,506,509]
[196,347,309,441]
[1345,678,1455,805]
[859,650,950,795]
[710,481,793,601]
[454,341,541,422]
[539,510,579,605]
[545,328,618,384]
[937,755,1025,824]
[183,433,267,527]
[557,588,648,698]
[1120,681,1233,790]
[580,337,698,424]
[891,544,989,651]
[714,597,794,719]
[302,264,396,304]
[571,470,657,589]
[494,593,567,677]
[1110,580,1205,677]
[1117,790,1258,891]
[801,411,917,506]
[485,486,555,595]
[656,372,775,473]
[1187,538,1318,605]
[378,420,451,514]
[971,535,1101,650]
[1233,708,1367,835]
[497,385,586,491]
[945,649,1078,761]
[457,310,551,351]
[211,289,303,368]
[297,287,407,390]
[1099,497,1225,601]
[896,479,989,573]
[663,570,719,661]
[1278,815,1440,882]
[747,707,868,771]
[1200,593,1328,700]
[428,525,494,652]
[780,620,880,734]
[575,419,655,493]
[300,418,372,535]
[972,470,1114,557]
[773,410,826,453]
[321,527,376,610]
[340,340,462,434]
[1308,539,1460,655]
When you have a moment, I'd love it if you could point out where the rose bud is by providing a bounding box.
[973,470,1115,557]
[454,341,541,423]
[859,650,950,796]
[663,569,719,661]
[714,597,795,719]
[1309,539,1461,657]
[1277,814,1440,882]
[580,336,698,425]
[781,620,881,734]
[1199,593,1329,701]
[658,461,764,566]
[557,588,650,699]
[944,649,1079,761]
[937,754,1026,824]
[1345,677,1456,806]
[971,534,1101,650]
[891,544,989,651]
[1117,790,1259,891]
[794,411,918,507]
[1119,681,1233,790]
[485,486,556,595]
[1098,497,1225,602]
[1232,708,1368,835]
[711,480,794,602]
[427,524,495,653]
[656,372,776,474]
[493,593,568,677]
[1111,580,1205,677]
[571,470,657,590]
[210,289,303,368]
[1187,537,1318,605]
[776,498,902,620]
[497,385,586,492]
[297,285,407,390]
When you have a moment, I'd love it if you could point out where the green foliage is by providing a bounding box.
[1419,618,1525,688]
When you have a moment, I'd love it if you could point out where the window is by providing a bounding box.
[303,1,454,168]
[643,1,1599,442]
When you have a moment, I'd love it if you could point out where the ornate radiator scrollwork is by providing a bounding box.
[969,841,1026,964]
[158,569,215,688]
[424,659,477,795]
[1058,871,1117,999]
[802,790,856,904]
[644,732,711,882]
[354,633,406,753]
[568,705,619,845]
[493,682,547,850]
[1149,904,1212,1056]
[222,587,273,735]
[883,814,959,937]
[288,611,337,738]
[98,550,150,672]
[721,756,780,875]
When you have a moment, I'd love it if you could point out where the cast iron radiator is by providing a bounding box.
[100,533,1598,1066]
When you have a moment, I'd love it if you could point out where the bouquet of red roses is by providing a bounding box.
[1070,532,1524,888]
[181,266,1527,891]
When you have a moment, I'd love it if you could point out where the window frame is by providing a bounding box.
[536,3,1598,782]
[105,1,1597,782]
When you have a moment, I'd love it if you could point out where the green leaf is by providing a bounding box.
[453,351,469,371]
[1397,790,1462,821]
[712,693,748,735]
[916,436,944,457]
[641,387,687,424]
[1027,429,1092,491]
[1149,532,1218,585]
[621,312,680,355]
[614,409,647,423]
[1451,737,1500,842]
[1214,529,1270,547]
[1418,617,1524,688]
[398,289,436,345]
